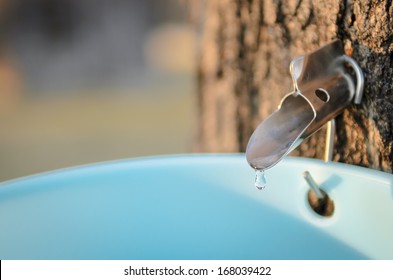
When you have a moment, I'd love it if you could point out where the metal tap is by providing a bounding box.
[246,40,364,171]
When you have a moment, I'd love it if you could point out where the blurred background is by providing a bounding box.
[0,0,197,181]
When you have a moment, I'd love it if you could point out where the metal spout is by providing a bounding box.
[246,40,364,170]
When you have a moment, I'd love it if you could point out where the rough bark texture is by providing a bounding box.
[196,0,393,172]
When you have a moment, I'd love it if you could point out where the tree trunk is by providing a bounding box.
[195,0,393,172]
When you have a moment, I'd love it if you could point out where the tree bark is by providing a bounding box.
[195,0,393,172]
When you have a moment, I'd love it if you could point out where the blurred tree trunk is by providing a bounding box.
[195,0,393,172]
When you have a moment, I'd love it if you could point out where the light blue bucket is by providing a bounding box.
[0,155,392,259]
